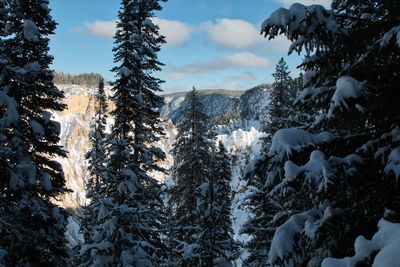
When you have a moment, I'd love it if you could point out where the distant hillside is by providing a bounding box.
[163,84,272,124]
[163,89,246,98]
[53,72,104,87]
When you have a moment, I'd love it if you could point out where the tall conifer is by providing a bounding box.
[169,89,237,266]
[78,0,167,265]
[0,0,69,265]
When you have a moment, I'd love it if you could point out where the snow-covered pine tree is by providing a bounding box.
[287,73,311,127]
[85,78,108,198]
[78,0,167,266]
[209,141,239,264]
[196,141,238,266]
[78,78,108,252]
[241,148,288,267]
[263,58,293,145]
[169,87,215,266]
[0,0,69,266]
[256,1,400,266]
[241,59,300,267]
[169,88,237,266]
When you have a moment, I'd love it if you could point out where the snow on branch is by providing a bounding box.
[322,219,400,267]
[23,20,39,42]
[261,3,341,54]
[379,25,400,48]
[327,76,369,117]
[384,148,400,183]
[0,91,19,127]
[268,128,335,160]
[269,203,337,267]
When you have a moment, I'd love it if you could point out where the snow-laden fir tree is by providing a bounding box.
[241,166,285,267]
[85,78,108,198]
[210,141,239,264]
[169,88,215,266]
[195,141,239,266]
[242,59,302,266]
[169,88,237,266]
[253,1,400,266]
[0,0,69,266]
[78,78,108,251]
[262,58,293,145]
[78,0,167,266]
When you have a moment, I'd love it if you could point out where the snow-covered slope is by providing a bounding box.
[162,84,271,124]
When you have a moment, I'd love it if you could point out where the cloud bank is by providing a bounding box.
[73,18,192,46]
[167,52,270,77]
[201,18,291,52]
[201,19,262,49]
[273,0,332,8]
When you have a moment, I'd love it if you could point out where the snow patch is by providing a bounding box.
[268,128,335,159]
[23,20,39,42]
[119,67,131,77]
[0,91,19,126]
[65,217,84,248]
[328,76,368,117]
[30,119,45,137]
[379,26,400,48]
[384,148,400,182]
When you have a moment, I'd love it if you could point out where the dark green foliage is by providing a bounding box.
[242,59,303,266]
[169,88,216,266]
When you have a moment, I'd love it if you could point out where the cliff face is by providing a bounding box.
[162,84,271,124]
[55,92,96,209]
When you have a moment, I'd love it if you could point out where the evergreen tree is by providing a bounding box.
[53,72,103,87]
[169,88,237,266]
[78,78,108,253]
[256,1,400,266]
[211,142,239,264]
[0,0,69,266]
[241,169,283,267]
[169,88,215,266]
[263,58,293,144]
[85,78,108,197]
[242,60,301,266]
[78,0,167,266]
[195,141,238,266]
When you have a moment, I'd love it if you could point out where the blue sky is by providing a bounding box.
[49,0,331,93]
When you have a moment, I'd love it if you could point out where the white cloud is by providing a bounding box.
[73,17,292,51]
[167,52,271,77]
[73,18,192,46]
[73,20,116,39]
[152,18,192,46]
[273,0,332,8]
[201,18,291,52]
[202,19,262,49]
[230,72,256,82]
[226,52,270,68]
